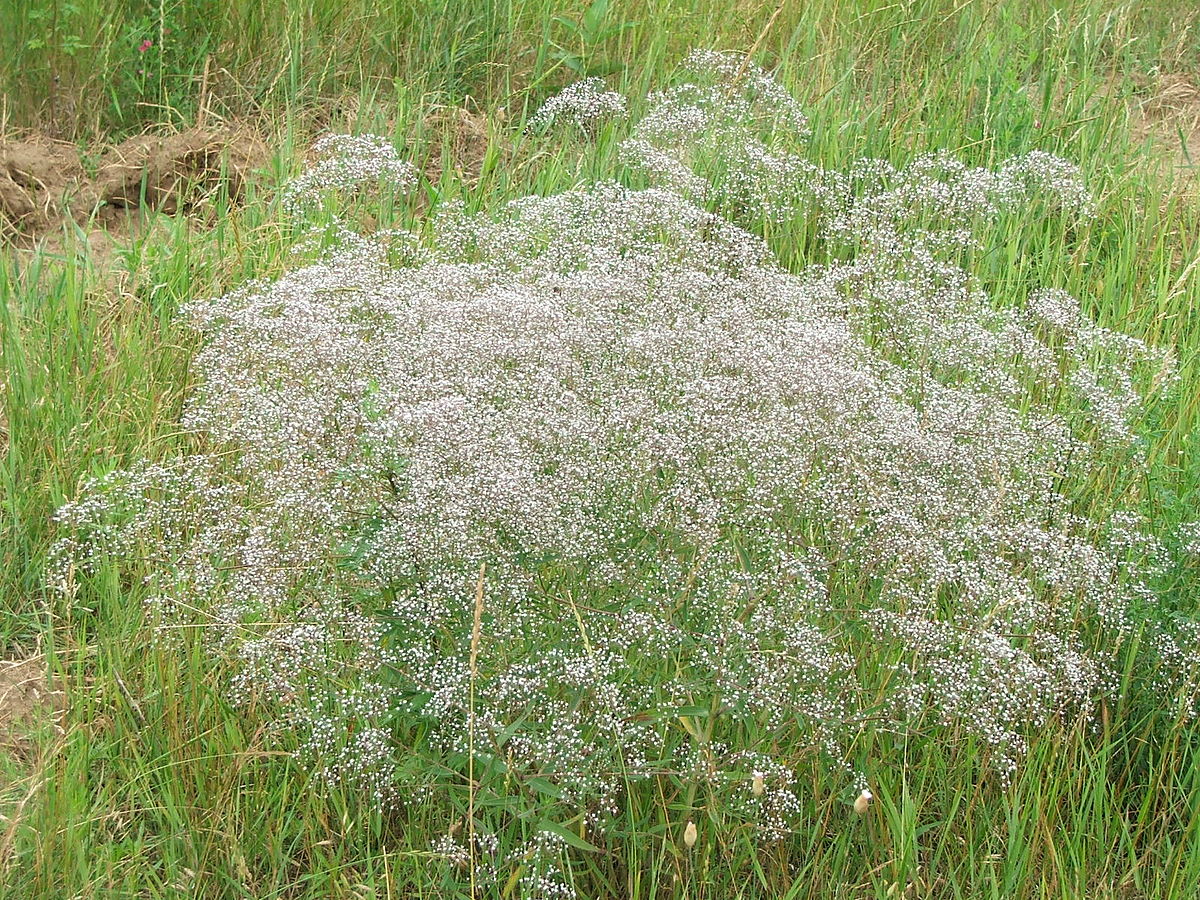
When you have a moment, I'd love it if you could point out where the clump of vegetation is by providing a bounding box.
[48,54,1198,897]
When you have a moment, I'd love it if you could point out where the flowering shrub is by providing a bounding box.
[527,76,628,131]
[52,52,1197,894]
[280,133,418,214]
[620,49,812,212]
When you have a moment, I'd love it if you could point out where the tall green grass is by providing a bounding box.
[2,0,1199,896]
[2,0,1199,139]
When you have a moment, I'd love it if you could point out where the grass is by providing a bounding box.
[2,0,1200,896]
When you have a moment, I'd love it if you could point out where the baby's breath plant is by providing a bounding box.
[527,76,627,132]
[280,133,419,215]
[51,54,1198,896]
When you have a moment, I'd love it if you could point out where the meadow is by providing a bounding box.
[1,1,1200,898]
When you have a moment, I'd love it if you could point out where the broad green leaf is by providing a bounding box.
[537,818,602,853]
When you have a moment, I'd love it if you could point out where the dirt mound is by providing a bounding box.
[1131,73,1200,176]
[0,656,63,758]
[78,128,264,221]
[0,126,266,245]
[0,136,83,236]
[422,105,493,184]
[1140,73,1200,122]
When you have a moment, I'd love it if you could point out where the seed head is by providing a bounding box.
[854,789,873,815]
[683,820,698,849]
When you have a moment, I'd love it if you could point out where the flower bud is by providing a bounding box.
[854,789,873,815]
[683,820,698,849]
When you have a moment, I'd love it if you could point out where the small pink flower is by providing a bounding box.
[139,39,153,53]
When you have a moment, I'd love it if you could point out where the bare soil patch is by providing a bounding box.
[422,104,494,184]
[0,656,64,761]
[1130,73,1200,177]
[0,126,266,247]
[0,135,83,236]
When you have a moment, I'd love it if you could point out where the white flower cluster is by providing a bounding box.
[618,51,1096,231]
[51,54,1194,886]
[1178,521,1200,557]
[620,49,812,213]
[527,77,628,131]
[280,133,418,213]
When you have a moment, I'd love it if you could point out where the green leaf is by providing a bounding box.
[538,818,603,853]
[551,15,580,35]
[549,50,586,75]
[597,21,638,41]
[494,709,533,747]
[585,60,623,77]
[475,793,521,811]
[581,0,611,39]
[526,777,563,799]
